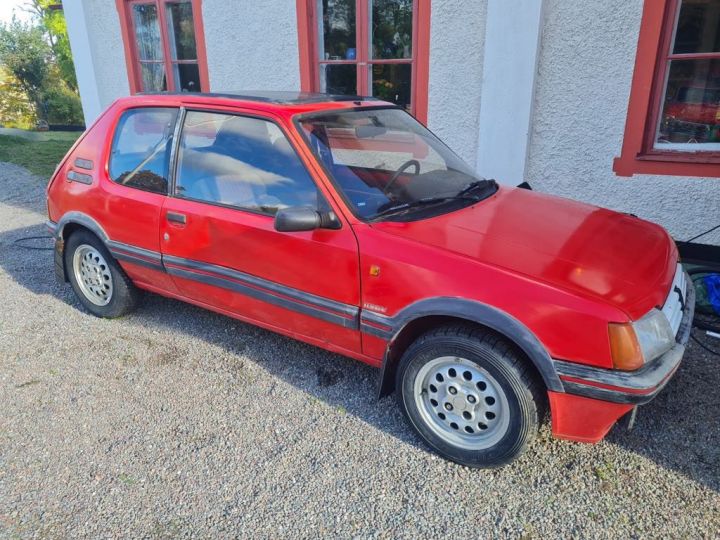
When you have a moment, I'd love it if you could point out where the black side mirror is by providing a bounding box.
[274,207,340,232]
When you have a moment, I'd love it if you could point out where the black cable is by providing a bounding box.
[691,334,720,356]
[687,223,720,243]
[13,235,54,251]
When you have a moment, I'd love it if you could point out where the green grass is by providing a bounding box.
[0,131,81,179]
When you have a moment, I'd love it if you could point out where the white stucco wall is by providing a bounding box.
[64,0,720,246]
[526,0,720,245]
[426,0,487,165]
[64,0,101,123]
[67,0,300,124]
[67,0,129,123]
[201,0,301,91]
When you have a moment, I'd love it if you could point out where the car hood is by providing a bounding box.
[370,186,677,320]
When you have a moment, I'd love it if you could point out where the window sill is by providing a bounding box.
[613,151,720,178]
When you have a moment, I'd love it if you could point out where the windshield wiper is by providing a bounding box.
[457,179,497,198]
[370,179,498,221]
[371,194,480,221]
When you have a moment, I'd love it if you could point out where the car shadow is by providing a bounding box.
[0,221,420,448]
[0,221,718,493]
[605,336,719,492]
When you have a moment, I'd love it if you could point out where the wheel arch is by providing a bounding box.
[373,298,565,398]
[52,212,110,282]
[56,212,110,242]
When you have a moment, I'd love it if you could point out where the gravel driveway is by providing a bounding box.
[0,161,718,539]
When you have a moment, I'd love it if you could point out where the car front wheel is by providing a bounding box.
[65,230,140,318]
[396,325,545,468]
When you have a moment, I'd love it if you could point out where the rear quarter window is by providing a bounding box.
[109,107,179,194]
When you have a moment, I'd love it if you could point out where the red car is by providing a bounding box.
[46,92,695,467]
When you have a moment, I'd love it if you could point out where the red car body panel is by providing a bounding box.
[548,392,634,443]
[371,187,677,320]
[159,196,363,355]
[46,93,689,446]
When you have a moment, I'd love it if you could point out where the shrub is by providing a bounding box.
[41,84,83,125]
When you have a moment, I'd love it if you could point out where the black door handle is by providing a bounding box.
[166,212,187,225]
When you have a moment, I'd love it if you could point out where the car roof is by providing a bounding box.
[128,90,389,116]
[138,90,376,104]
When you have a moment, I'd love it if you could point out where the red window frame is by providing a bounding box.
[615,0,720,177]
[295,0,430,124]
[115,0,210,94]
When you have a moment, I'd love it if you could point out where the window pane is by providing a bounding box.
[320,63,357,94]
[140,62,167,91]
[172,63,200,92]
[176,111,320,215]
[132,4,162,61]
[656,59,720,149]
[299,108,485,221]
[371,63,411,110]
[673,0,720,54]
[318,0,356,60]
[370,0,413,59]
[109,108,178,194]
[166,1,198,60]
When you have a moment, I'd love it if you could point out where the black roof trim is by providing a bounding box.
[137,90,380,105]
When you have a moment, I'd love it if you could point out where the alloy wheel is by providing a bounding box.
[413,356,510,450]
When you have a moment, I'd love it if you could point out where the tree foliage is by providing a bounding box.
[0,67,35,129]
[42,84,83,124]
[24,0,77,90]
[0,12,83,127]
[0,18,51,115]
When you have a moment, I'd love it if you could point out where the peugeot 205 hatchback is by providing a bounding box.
[46,92,695,467]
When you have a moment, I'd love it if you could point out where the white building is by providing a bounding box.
[64,0,720,246]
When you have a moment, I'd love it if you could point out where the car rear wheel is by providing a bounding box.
[65,230,140,318]
[396,324,545,468]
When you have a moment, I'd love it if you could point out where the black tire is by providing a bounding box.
[64,229,140,318]
[396,324,546,468]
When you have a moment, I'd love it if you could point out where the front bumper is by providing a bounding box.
[549,271,695,443]
[554,271,695,405]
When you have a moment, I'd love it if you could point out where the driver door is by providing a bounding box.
[160,109,362,354]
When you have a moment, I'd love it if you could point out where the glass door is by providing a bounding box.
[316,0,416,112]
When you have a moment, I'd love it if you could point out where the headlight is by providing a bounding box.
[608,309,675,371]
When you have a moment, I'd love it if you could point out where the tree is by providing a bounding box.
[0,17,83,127]
[24,0,77,90]
[0,67,35,129]
[0,18,51,120]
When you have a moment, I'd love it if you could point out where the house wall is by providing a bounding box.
[66,0,129,122]
[68,0,301,123]
[201,0,301,92]
[526,0,720,245]
[426,0,487,165]
[65,0,719,244]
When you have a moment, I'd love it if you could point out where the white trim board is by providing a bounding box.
[476,0,545,185]
[63,0,102,125]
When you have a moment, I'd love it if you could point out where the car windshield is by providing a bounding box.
[298,107,496,221]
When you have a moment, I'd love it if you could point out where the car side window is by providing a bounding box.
[109,107,179,194]
[174,111,320,215]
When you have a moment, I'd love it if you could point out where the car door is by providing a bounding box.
[159,108,362,354]
[99,105,179,293]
